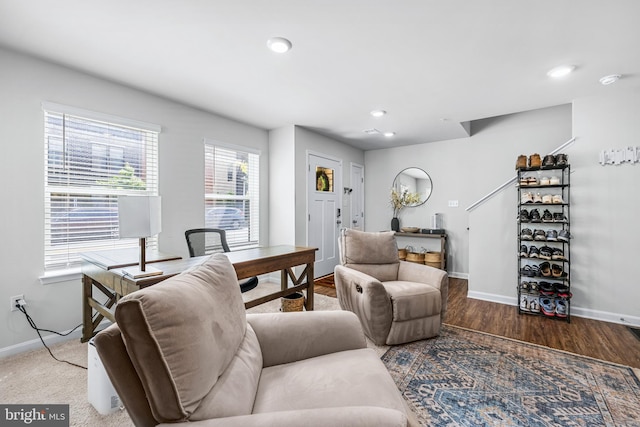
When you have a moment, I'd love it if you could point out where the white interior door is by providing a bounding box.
[308,153,341,278]
[350,163,364,230]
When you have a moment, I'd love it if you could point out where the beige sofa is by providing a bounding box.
[94,253,418,426]
[335,229,449,345]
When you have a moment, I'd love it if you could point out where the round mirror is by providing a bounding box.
[392,167,433,207]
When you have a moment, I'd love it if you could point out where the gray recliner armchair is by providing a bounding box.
[334,229,449,346]
[94,253,419,427]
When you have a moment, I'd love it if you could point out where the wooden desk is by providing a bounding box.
[81,245,317,342]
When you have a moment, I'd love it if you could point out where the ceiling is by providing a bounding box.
[1,0,638,150]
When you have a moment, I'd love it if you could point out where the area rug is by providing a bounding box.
[382,325,640,427]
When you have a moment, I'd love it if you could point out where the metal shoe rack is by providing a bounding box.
[517,162,571,322]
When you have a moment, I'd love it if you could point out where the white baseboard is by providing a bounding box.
[448,271,469,280]
[0,320,112,359]
[467,291,640,328]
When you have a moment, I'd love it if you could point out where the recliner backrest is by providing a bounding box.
[339,229,400,282]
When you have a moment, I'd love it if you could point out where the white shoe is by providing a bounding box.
[549,176,560,185]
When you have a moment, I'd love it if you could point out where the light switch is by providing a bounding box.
[448,200,459,208]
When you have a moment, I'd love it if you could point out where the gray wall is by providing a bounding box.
[1,47,269,354]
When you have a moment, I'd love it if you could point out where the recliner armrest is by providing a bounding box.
[158,406,408,427]
[397,260,446,288]
[246,311,366,367]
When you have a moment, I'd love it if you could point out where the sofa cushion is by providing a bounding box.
[384,281,442,321]
[115,253,247,423]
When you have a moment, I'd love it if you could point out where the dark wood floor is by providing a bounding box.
[315,276,640,369]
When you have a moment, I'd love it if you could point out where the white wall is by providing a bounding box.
[0,47,269,353]
[365,105,572,280]
[268,125,296,245]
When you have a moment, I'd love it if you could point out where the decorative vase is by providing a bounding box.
[391,217,400,232]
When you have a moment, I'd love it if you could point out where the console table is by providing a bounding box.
[394,232,447,270]
[81,245,317,342]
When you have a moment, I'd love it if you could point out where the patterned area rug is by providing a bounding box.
[382,325,640,427]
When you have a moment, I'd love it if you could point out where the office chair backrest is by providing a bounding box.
[185,228,231,257]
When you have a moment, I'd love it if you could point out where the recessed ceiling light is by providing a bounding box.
[370,110,387,118]
[599,74,622,85]
[383,132,396,137]
[267,37,292,53]
[547,65,576,78]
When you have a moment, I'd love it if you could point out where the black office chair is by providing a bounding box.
[184,228,259,293]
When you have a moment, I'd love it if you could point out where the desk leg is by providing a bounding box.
[81,274,93,343]
[306,262,314,311]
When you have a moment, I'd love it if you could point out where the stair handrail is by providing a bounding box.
[465,137,576,212]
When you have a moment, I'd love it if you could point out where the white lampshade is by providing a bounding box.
[118,195,162,238]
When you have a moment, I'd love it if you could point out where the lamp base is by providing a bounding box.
[122,265,163,279]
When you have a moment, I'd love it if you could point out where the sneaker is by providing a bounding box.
[516,154,527,169]
[528,246,539,258]
[520,265,534,277]
[520,294,530,311]
[529,153,542,168]
[553,212,567,222]
[554,284,570,296]
[533,192,543,203]
[551,248,565,260]
[542,194,553,204]
[556,153,568,166]
[521,192,534,204]
[540,176,551,185]
[533,229,546,241]
[521,228,533,240]
[519,209,530,222]
[549,176,561,185]
[555,299,567,317]
[519,244,529,257]
[543,154,556,167]
[539,262,552,277]
[542,209,553,222]
[539,281,555,295]
[528,295,540,313]
[530,208,541,222]
[552,194,565,204]
[546,229,558,241]
[538,246,553,260]
[558,229,571,242]
[540,297,556,316]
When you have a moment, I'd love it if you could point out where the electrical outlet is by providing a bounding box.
[10,294,24,312]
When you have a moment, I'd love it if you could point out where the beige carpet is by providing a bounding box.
[0,283,383,427]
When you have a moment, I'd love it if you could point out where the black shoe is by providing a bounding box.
[530,208,541,222]
[551,248,565,260]
[543,154,556,167]
[519,209,530,223]
[553,212,567,222]
[542,209,553,222]
[519,245,528,257]
[528,246,539,258]
[533,229,546,241]
[521,228,534,240]
[556,153,568,166]
[538,246,552,260]
[546,229,558,241]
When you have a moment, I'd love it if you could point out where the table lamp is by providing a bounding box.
[118,195,163,278]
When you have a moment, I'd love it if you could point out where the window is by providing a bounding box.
[43,102,160,271]
[204,140,259,249]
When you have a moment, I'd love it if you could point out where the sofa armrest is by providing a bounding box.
[159,406,408,427]
[246,310,367,367]
[398,261,449,320]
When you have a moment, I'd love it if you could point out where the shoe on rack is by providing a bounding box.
[555,299,568,317]
[516,154,527,169]
[519,244,529,257]
[539,281,555,296]
[533,229,547,241]
[530,208,541,222]
[554,284,570,296]
[549,176,561,185]
[540,297,556,316]
[558,229,571,242]
[552,194,565,204]
[552,264,565,278]
[519,176,529,186]
[520,265,534,277]
[542,194,553,204]
[551,248,565,260]
[529,153,542,168]
[540,176,551,186]
[539,261,552,277]
[520,295,530,311]
[538,246,552,260]
[521,192,534,204]
[543,154,556,167]
[528,246,539,258]
[553,212,567,222]
[528,295,540,313]
[520,281,530,291]
[546,229,558,241]
[556,153,568,166]
[533,192,543,203]
[527,176,539,186]
[521,228,534,240]
[542,209,553,222]
[531,265,541,277]
[529,281,539,293]
[519,209,530,222]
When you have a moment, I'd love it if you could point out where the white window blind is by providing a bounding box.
[204,140,259,249]
[43,104,160,271]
